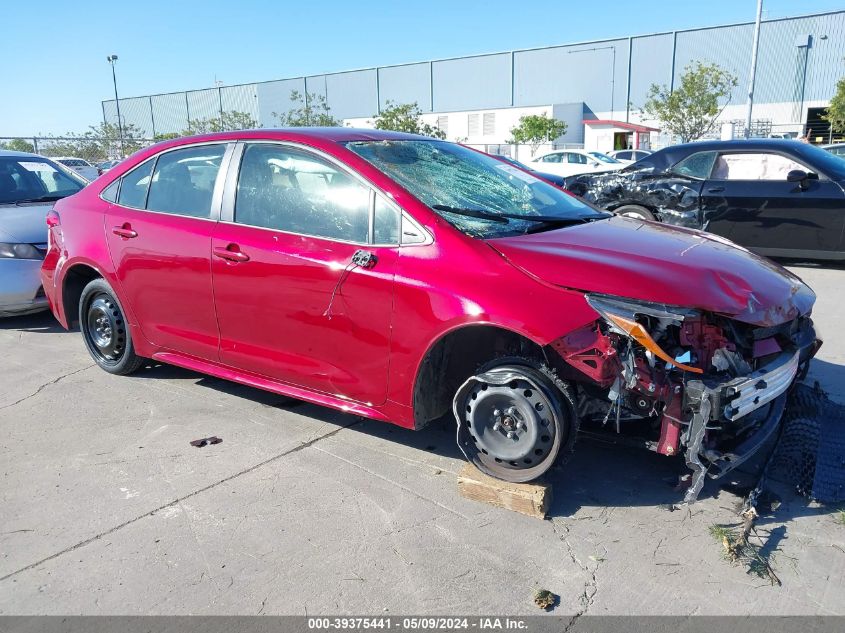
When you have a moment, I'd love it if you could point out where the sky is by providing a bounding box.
[2,0,843,136]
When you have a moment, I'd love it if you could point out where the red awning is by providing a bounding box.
[582,119,660,132]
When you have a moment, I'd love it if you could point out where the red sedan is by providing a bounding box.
[41,129,819,500]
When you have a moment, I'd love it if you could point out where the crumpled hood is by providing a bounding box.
[0,203,53,244]
[487,216,815,326]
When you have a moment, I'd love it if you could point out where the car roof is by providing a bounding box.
[162,127,431,145]
[0,149,44,159]
[52,156,88,161]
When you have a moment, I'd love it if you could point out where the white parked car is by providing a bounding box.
[607,149,653,164]
[528,149,625,178]
[52,156,97,181]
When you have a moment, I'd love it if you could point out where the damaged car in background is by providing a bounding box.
[564,139,845,261]
[41,129,820,503]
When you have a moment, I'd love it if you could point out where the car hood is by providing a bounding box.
[487,216,815,327]
[0,203,53,243]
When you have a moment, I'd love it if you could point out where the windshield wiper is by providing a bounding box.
[432,205,510,224]
[432,204,604,226]
[13,195,64,205]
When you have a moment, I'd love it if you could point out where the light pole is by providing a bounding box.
[744,0,764,138]
[107,55,125,156]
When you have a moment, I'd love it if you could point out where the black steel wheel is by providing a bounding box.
[79,278,145,375]
[454,360,577,482]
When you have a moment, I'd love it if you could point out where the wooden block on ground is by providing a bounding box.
[457,463,551,519]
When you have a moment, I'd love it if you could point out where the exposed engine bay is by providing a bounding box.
[546,294,820,502]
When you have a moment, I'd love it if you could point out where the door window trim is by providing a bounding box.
[220,140,432,247]
[99,140,236,221]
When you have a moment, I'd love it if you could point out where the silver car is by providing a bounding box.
[1,150,86,317]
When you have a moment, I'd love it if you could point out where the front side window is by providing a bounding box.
[146,144,226,218]
[0,156,85,204]
[345,140,607,239]
[567,153,588,164]
[117,158,155,208]
[671,151,717,179]
[615,151,632,161]
[711,152,808,181]
[235,144,371,243]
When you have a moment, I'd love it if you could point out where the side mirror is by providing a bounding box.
[787,169,810,190]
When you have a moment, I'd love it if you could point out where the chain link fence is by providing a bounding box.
[0,136,157,165]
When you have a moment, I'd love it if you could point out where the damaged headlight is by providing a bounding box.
[586,293,703,374]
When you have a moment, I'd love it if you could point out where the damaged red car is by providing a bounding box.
[40,129,820,501]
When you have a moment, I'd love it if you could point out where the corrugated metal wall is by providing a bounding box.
[104,11,845,136]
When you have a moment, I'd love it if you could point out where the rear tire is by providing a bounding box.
[614,205,656,221]
[79,278,145,375]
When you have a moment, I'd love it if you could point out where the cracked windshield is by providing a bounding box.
[346,140,607,237]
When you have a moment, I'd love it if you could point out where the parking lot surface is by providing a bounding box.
[1,263,843,616]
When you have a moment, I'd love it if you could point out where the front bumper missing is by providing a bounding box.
[681,349,802,503]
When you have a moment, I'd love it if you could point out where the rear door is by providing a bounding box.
[701,150,845,254]
[210,142,400,405]
[105,142,233,360]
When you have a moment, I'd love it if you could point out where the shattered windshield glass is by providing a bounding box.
[345,140,607,238]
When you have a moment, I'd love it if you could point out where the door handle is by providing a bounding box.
[213,245,250,263]
[112,224,138,239]
[707,186,725,193]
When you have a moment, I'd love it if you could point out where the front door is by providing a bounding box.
[700,150,845,254]
[211,142,398,405]
[104,143,230,360]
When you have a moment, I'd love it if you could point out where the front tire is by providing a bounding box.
[454,359,577,482]
[614,204,656,221]
[79,278,145,375]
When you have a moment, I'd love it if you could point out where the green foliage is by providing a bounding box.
[39,122,146,162]
[153,132,180,142]
[0,138,35,153]
[823,77,845,134]
[272,91,341,127]
[507,114,568,156]
[183,110,259,136]
[372,101,446,139]
[642,61,738,142]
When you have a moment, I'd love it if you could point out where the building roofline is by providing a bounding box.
[103,9,844,106]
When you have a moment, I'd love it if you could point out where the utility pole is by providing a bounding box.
[107,55,125,155]
[744,0,764,138]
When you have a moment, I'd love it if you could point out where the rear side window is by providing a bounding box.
[540,154,561,163]
[711,152,808,181]
[117,159,155,208]
[101,180,119,203]
[671,151,717,179]
[615,151,632,161]
[146,145,226,218]
[234,143,371,243]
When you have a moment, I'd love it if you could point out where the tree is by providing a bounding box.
[272,90,341,127]
[823,76,845,134]
[373,101,446,139]
[39,122,145,161]
[183,110,259,135]
[153,132,180,142]
[507,114,568,156]
[641,61,738,142]
[0,138,35,153]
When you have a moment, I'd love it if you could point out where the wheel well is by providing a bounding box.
[412,325,544,429]
[62,265,102,328]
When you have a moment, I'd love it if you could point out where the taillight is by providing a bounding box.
[46,210,61,228]
[46,210,62,250]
